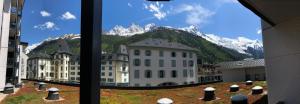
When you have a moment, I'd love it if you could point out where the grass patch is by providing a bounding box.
[4,93,40,104]
[100,96,120,104]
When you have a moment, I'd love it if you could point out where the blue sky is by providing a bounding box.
[21,0,261,45]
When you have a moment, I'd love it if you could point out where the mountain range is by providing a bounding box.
[26,24,264,62]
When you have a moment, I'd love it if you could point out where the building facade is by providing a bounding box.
[216,59,265,82]
[100,45,129,86]
[18,42,28,81]
[128,39,198,87]
[197,63,222,83]
[0,0,24,91]
[69,56,80,82]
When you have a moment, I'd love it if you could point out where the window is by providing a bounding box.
[183,69,188,78]
[134,70,139,79]
[145,59,151,66]
[101,78,106,82]
[109,61,112,65]
[109,66,112,70]
[108,55,112,59]
[159,60,164,67]
[76,77,80,80]
[109,72,112,76]
[158,70,165,78]
[50,73,54,77]
[133,59,141,66]
[182,52,187,58]
[72,67,75,70]
[101,72,105,76]
[171,70,177,78]
[101,61,106,65]
[159,50,164,57]
[171,52,176,57]
[108,78,114,82]
[189,60,194,67]
[134,50,140,56]
[122,67,126,71]
[190,69,194,77]
[171,60,176,67]
[78,66,80,70]
[189,52,193,58]
[146,84,151,87]
[145,70,152,78]
[61,60,63,64]
[145,50,151,56]
[183,60,187,67]
[77,72,80,75]
[71,72,75,75]
[71,77,75,80]
[61,66,63,71]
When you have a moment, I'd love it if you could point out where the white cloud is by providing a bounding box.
[40,10,51,17]
[217,0,239,4]
[128,3,132,7]
[61,12,76,20]
[143,2,166,20]
[257,29,262,34]
[34,21,59,30]
[176,4,215,26]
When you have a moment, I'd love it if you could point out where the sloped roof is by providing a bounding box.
[128,38,197,51]
[216,59,265,70]
[28,52,51,59]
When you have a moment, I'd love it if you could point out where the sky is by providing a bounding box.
[21,0,262,45]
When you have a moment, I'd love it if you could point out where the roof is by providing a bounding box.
[70,55,80,63]
[216,59,265,70]
[128,38,197,51]
[238,0,299,27]
[101,53,128,62]
[28,52,51,59]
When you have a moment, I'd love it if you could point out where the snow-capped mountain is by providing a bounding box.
[26,24,263,58]
[25,34,80,54]
[105,24,263,55]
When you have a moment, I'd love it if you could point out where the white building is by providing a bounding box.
[69,55,80,82]
[128,39,198,87]
[101,45,129,86]
[0,0,24,91]
[238,0,300,103]
[27,53,52,80]
[18,42,28,81]
[216,59,265,82]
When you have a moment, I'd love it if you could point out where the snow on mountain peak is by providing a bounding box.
[106,23,156,36]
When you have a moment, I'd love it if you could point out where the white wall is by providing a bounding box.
[128,47,197,87]
[221,69,245,82]
[263,19,300,104]
[0,0,11,91]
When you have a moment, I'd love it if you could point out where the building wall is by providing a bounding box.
[221,69,246,82]
[27,58,51,81]
[69,61,80,82]
[128,47,197,87]
[18,45,28,81]
[52,53,70,82]
[0,0,11,91]
[197,64,222,83]
[262,19,300,104]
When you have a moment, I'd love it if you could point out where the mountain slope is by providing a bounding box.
[28,27,249,63]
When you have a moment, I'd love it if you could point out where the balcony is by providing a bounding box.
[7,58,15,68]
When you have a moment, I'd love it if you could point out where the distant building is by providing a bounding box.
[100,45,129,86]
[18,42,28,81]
[27,53,52,80]
[69,55,80,82]
[27,39,75,82]
[128,39,198,87]
[216,59,265,82]
[197,63,222,83]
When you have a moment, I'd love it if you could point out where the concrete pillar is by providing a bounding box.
[262,18,300,103]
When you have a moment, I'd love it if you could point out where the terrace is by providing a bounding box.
[1,81,267,104]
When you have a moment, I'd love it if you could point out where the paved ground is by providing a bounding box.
[0,81,267,104]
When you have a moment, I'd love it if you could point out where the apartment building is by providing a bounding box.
[27,53,52,80]
[27,39,74,82]
[69,55,80,82]
[197,63,222,83]
[100,45,129,86]
[128,39,198,87]
[18,42,28,81]
[216,59,265,82]
[0,0,24,91]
